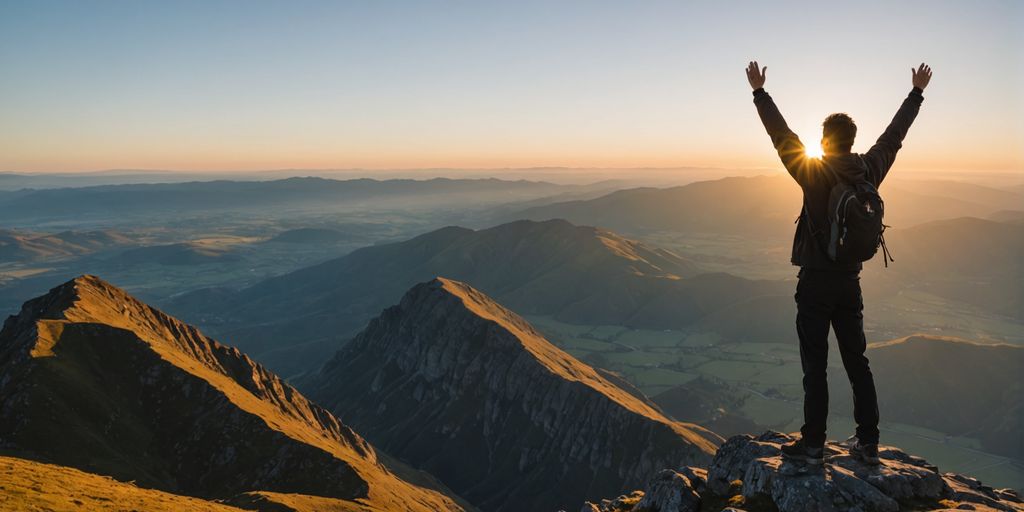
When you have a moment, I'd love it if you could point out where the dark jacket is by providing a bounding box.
[753,86,924,271]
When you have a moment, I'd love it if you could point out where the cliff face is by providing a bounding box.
[0,275,462,512]
[306,277,722,512]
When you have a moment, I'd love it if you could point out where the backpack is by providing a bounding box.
[807,158,894,266]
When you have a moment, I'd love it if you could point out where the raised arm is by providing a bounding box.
[746,61,817,187]
[864,63,931,186]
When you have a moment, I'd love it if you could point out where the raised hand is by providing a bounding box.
[746,61,767,90]
[912,63,932,90]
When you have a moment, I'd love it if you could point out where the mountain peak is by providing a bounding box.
[309,278,721,511]
[9,274,166,331]
[4,274,242,369]
[7,274,108,320]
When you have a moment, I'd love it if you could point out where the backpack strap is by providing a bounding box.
[800,201,823,236]
[879,226,894,267]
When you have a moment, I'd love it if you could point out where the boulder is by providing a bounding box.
[633,468,706,512]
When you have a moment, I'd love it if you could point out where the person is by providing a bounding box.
[745,60,932,465]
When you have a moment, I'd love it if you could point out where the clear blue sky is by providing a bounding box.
[1,0,1020,172]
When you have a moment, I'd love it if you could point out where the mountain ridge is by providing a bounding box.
[0,176,575,222]
[167,219,784,376]
[0,275,464,511]
[306,277,722,511]
[511,175,1024,236]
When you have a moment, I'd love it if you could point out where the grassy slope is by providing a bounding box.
[0,456,243,512]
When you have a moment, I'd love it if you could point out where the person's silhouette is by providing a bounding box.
[746,61,932,465]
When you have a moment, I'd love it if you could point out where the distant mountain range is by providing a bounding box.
[0,276,465,511]
[0,177,578,224]
[0,167,750,191]
[511,175,1024,236]
[167,219,790,377]
[304,277,722,511]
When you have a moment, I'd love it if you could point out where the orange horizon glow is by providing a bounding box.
[2,147,1020,175]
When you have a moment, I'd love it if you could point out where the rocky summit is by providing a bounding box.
[0,275,463,512]
[306,277,723,512]
[581,431,1023,512]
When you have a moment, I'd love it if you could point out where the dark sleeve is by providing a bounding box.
[863,87,924,186]
[752,88,820,187]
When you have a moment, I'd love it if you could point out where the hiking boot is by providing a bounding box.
[781,438,824,465]
[850,440,881,465]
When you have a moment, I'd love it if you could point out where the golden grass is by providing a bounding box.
[227,491,377,511]
[0,456,244,512]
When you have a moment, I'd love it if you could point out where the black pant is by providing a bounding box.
[795,268,879,447]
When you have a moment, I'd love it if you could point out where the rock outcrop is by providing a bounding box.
[306,277,722,512]
[0,275,463,512]
[580,467,707,512]
[707,432,1023,512]
[579,432,1023,512]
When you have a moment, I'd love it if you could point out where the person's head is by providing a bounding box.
[821,113,857,155]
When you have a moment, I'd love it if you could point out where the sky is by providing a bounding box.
[1,0,1021,173]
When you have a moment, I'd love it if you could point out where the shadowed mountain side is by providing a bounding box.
[168,220,782,377]
[304,278,722,512]
[511,175,1022,237]
[832,335,1024,459]
[652,377,768,439]
[868,217,1024,319]
[512,176,802,237]
[0,276,464,511]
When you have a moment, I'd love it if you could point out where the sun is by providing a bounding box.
[805,144,824,159]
